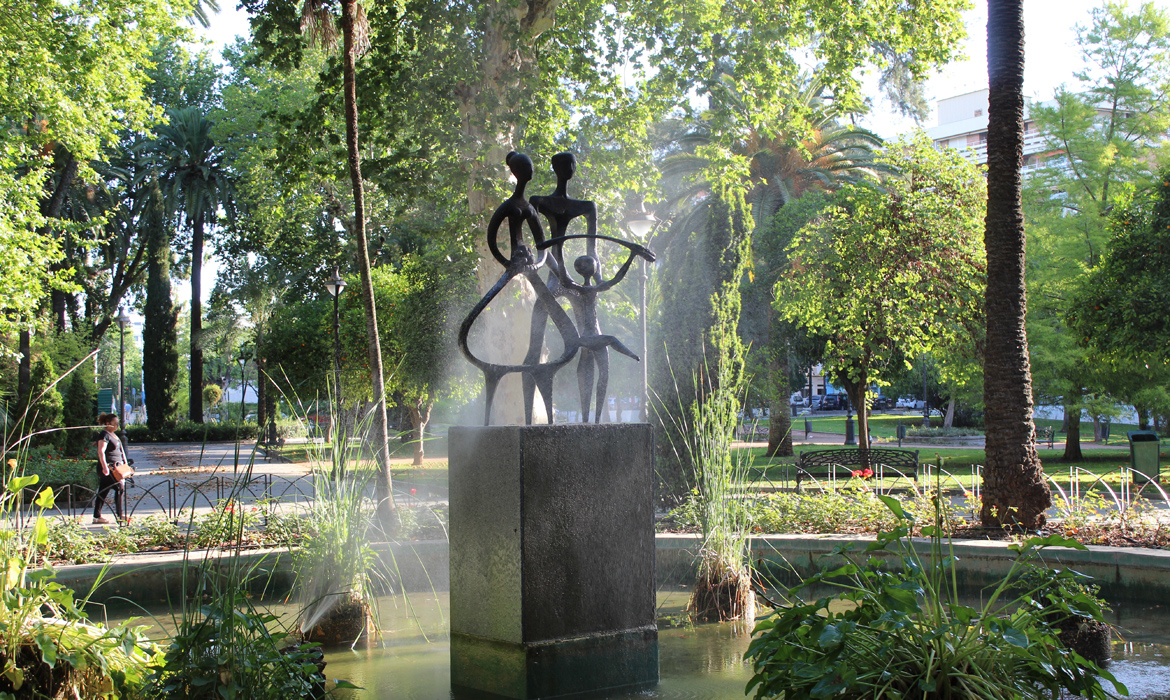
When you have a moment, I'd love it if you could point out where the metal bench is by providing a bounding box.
[794,448,920,490]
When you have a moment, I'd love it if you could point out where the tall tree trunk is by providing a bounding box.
[44,154,79,333]
[190,212,204,423]
[981,0,1051,529]
[340,0,394,523]
[408,399,431,466]
[1062,404,1083,461]
[840,376,870,452]
[765,336,793,457]
[943,398,956,429]
[17,330,31,410]
[457,0,560,425]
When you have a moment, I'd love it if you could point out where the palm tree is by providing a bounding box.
[151,107,239,424]
[982,0,1051,528]
[657,80,888,458]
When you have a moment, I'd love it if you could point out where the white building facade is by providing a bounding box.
[926,89,1054,174]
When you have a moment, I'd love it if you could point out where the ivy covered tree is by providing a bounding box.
[143,189,181,432]
[774,136,986,451]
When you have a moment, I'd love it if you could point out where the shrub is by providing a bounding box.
[124,420,259,443]
[5,447,96,490]
[905,426,983,438]
[745,497,1126,700]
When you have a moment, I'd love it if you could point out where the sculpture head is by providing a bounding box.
[506,151,534,184]
[574,254,598,281]
[551,152,576,182]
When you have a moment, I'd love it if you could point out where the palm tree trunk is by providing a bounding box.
[340,0,394,524]
[765,331,793,457]
[1062,404,1083,461]
[190,212,204,423]
[981,0,1051,529]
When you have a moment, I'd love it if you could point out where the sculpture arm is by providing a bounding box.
[486,207,510,267]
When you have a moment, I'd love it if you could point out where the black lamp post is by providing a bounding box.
[922,354,930,429]
[238,354,249,424]
[116,308,131,431]
[324,267,347,440]
[624,210,656,423]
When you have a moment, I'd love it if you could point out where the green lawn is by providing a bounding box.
[741,445,1165,491]
[790,414,1154,445]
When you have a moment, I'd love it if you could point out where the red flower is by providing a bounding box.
[852,470,862,478]
[410,488,417,495]
[863,468,874,478]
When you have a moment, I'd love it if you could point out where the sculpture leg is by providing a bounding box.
[593,347,610,424]
[522,297,551,425]
[577,348,595,423]
[534,369,557,425]
[483,372,502,427]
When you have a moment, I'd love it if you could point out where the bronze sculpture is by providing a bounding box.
[459,151,654,425]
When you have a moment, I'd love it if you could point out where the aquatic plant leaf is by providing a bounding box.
[34,486,55,509]
[7,475,38,493]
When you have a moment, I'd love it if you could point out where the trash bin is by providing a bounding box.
[1127,430,1161,483]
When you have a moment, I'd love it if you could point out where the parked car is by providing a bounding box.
[818,394,847,411]
[897,396,925,409]
[871,396,895,410]
[790,392,807,407]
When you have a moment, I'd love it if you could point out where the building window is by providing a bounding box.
[975,109,983,117]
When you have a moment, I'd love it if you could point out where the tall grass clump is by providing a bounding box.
[141,447,345,699]
[295,397,381,646]
[659,356,755,623]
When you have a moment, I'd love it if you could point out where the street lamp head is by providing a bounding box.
[116,307,132,330]
[324,267,347,298]
[623,210,657,239]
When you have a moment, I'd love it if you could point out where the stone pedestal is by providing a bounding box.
[449,424,658,699]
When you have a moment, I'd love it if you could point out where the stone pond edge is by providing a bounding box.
[52,535,1170,605]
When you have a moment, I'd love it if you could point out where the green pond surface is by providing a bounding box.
[106,585,1170,699]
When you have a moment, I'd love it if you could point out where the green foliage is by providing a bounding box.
[745,499,1126,700]
[143,592,329,700]
[202,384,224,408]
[8,447,95,490]
[1069,174,1170,365]
[0,473,158,698]
[124,421,259,443]
[143,185,181,432]
[774,134,986,443]
[97,326,143,397]
[61,361,96,457]
[17,354,65,451]
[653,190,752,503]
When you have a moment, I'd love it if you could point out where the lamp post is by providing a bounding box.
[238,355,249,424]
[624,210,656,423]
[324,267,347,443]
[922,354,930,429]
[116,308,132,431]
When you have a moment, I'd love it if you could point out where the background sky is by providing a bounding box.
[178,0,1109,307]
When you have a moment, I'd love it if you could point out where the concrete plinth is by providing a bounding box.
[449,424,658,699]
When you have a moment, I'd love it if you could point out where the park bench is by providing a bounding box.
[794,448,920,490]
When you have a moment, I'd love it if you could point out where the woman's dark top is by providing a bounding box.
[96,431,126,467]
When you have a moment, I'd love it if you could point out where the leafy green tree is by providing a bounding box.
[774,135,986,451]
[1068,174,1170,367]
[150,107,240,423]
[339,254,476,464]
[17,353,65,450]
[1025,1,1170,462]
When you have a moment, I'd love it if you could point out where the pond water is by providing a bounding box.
[104,584,1170,698]
[317,585,1170,700]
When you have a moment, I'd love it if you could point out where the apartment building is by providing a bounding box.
[926,89,1054,173]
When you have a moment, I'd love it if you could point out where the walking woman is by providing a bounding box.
[94,413,127,524]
